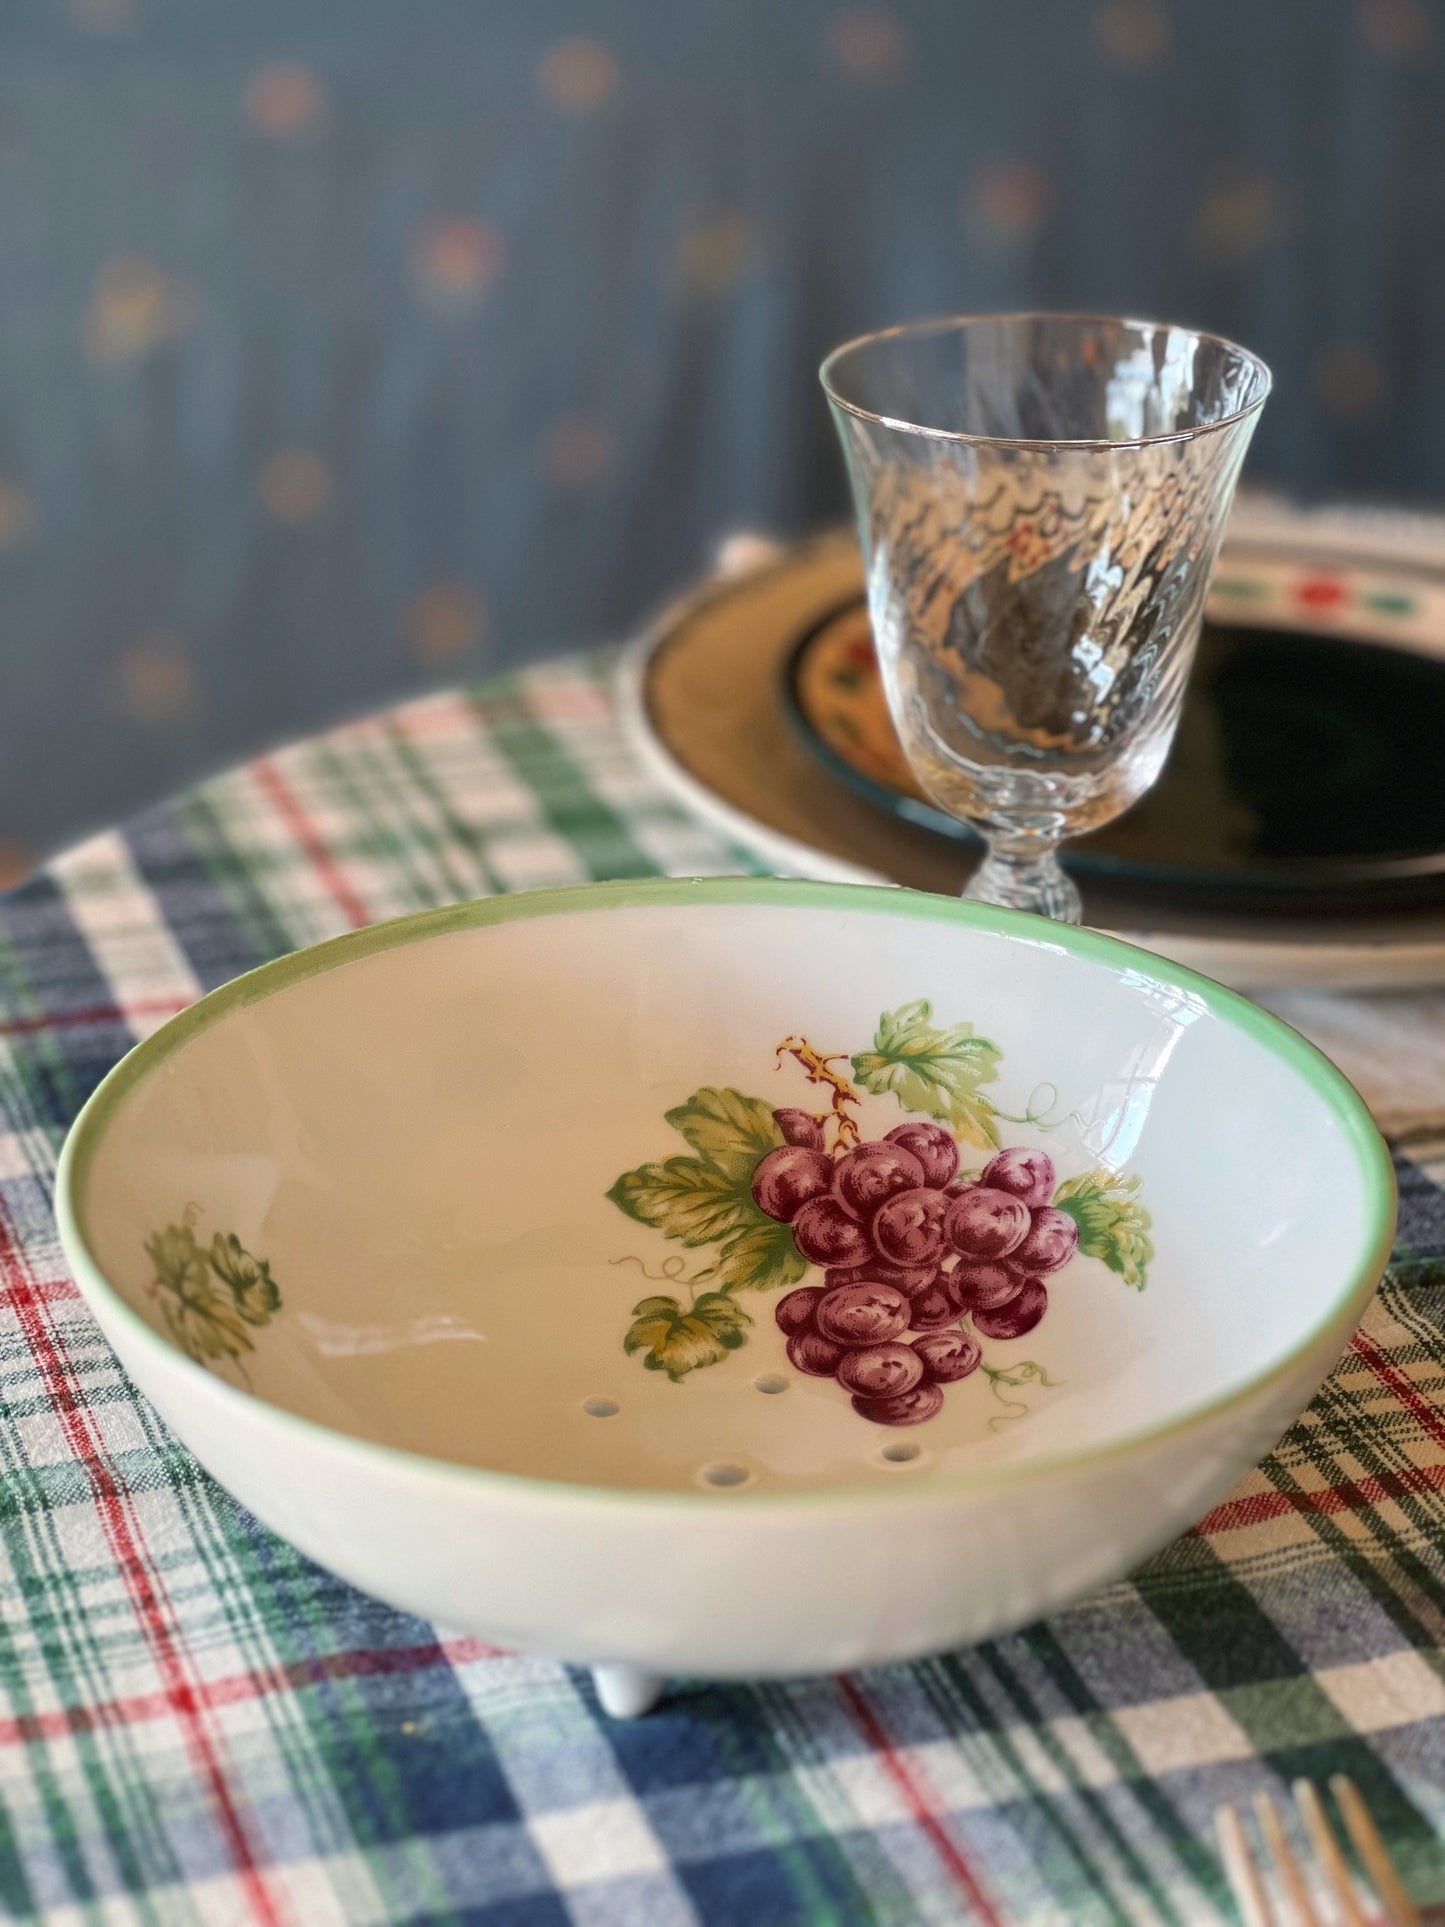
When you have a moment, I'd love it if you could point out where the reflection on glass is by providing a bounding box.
[822,314,1271,922]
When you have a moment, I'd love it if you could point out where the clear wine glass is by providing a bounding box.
[821,314,1271,923]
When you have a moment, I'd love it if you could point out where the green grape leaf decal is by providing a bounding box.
[623,1291,752,1382]
[852,1000,1002,1149]
[1053,1169,1154,1290]
[709,1218,808,1294]
[145,1221,282,1375]
[607,1087,799,1296]
[606,1155,756,1247]
[663,1086,782,1185]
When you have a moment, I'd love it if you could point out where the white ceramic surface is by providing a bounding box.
[56,880,1394,1712]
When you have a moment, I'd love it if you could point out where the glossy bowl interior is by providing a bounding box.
[60,880,1392,1497]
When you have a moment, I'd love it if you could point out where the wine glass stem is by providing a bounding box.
[963,839,1083,924]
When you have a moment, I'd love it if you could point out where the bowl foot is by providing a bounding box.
[592,1664,664,1719]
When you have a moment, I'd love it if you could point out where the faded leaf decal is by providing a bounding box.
[1053,1170,1153,1290]
[145,1220,282,1373]
[852,1000,1001,1148]
[209,1233,281,1325]
[146,1224,211,1304]
[622,1291,752,1381]
[161,1288,251,1365]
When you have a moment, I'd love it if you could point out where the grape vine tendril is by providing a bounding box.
[981,1361,1063,1430]
[609,1252,717,1309]
[986,1083,1088,1132]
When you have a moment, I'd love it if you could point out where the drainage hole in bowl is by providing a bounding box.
[753,1374,789,1395]
[582,1397,619,1418]
[700,1462,753,1490]
[879,1442,922,1466]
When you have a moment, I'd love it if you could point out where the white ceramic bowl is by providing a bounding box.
[56,879,1394,1717]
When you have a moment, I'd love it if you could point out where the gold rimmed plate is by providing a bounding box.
[618,519,1445,990]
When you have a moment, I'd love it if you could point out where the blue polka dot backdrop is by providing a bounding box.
[0,0,1440,863]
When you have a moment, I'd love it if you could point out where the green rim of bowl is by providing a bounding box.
[55,876,1397,1513]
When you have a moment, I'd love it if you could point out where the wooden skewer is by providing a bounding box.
[1329,1775,1421,1927]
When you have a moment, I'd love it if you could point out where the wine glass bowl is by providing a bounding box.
[821,314,1271,922]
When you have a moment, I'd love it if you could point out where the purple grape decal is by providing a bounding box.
[751,1146,835,1223]
[1012,1206,1080,1276]
[872,1186,950,1266]
[972,1279,1048,1340]
[836,1342,924,1398]
[951,1261,1024,1313]
[851,1382,945,1426]
[792,1196,874,1268]
[815,1281,911,1347]
[912,1328,982,1383]
[773,1107,826,1150]
[773,1284,825,1337]
[944,1185,1030,1261]
[982,1146,1056,1209]
[906,1283,964,1333]
[786,1329,846,1377]
[608,1001,1152,1427]
[884,1120,960,1189]
[824,1259,938,1298]
[834,1141,925,1219]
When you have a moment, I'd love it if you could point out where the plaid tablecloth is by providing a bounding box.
[2,654,1443,1926]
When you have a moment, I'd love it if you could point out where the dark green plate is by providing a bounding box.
[782,597,1445,912]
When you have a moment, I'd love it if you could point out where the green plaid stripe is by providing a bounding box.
[0,657,1440,1923]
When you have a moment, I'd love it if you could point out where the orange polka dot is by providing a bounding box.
[1092,0,1173,69]
[84,258,199,362]
[404,584,489,665]
[0,839,34,891]
[244,63,327,140]
[538,38,620,112]
[1190,165,1282,261]
[0,481,38,551]
[1314,343,1390,423]
[965,159,1056,238]
[412,219,507,309]
[826,7,908,79]
[674,208,756,298]
[1358,0,1431,55]
[257,449,333,523]
[541,417,614,489]
[116,628,197,726]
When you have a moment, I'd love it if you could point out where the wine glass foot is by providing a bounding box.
[963,848,1083,925]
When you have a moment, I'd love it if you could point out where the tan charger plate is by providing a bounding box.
[618,526,1445,992]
